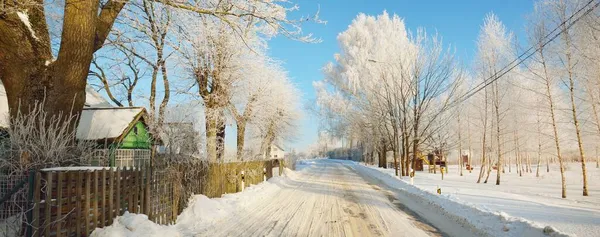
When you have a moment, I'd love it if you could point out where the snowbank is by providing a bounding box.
[92,168,295,236]
[351,162,572,237]
[90,212,180,237]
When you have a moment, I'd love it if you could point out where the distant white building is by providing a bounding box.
[269,144,285,159]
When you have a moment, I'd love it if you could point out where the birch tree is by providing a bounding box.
[474,13,513,185]
[526,3,567,197]
[547,0,590,196]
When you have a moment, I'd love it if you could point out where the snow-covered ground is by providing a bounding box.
[92,159,473,236]
[366,162,600,237]
[92,159,592,237]
[91,167,290,237]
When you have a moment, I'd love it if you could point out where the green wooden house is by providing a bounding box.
[77,107,153,167]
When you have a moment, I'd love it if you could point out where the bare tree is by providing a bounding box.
[89,47,145,107]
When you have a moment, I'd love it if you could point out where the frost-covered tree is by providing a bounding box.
[316,11,461,176]
[176,14,258,162]
[254,78,302,160]
[545,0,590,196]
[0,0,317,136]
[229,60,293,161]
[474,13,514,185]
[525,2,568,197]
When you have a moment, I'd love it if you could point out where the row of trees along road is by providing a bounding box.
[0,1,317,162]
[315,0,600,198]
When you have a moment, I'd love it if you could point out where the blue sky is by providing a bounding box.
[268,0,535,152]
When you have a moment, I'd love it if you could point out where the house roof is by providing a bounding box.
[76,107,146,141]
[0,83,147,141]
[84,87,114,108]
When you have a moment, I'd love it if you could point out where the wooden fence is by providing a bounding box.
[21,159,283,237]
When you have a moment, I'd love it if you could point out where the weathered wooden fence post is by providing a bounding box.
[116,167,121,218]
[57,172,64,236]
[75,171,82,236]
[101,169,107,228]
[93,170,99,231]
[84,171,91,235]
[144,166,151,218]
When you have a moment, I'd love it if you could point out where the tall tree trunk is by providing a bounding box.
[467,112,472,173]
[542,63,564,195]
[484,112,494,184]
[485,94,495,184]
[508,151,512,173]
[560,18,585,196]
[484,153,493,183]
[478,142,486,183]
[393,146,399,175]
[494,83,502,185]
[157,63,170,131]
[515,130,523,177]
[403,117,410,176]
[458,112,463,176]
[149,66,158,121]
[216,109,226,161]
[400,131,406,176]
[568,75,589,196]
[458,119,464,176]
[236,121,247,161]
[536,111,542,177]
[393,122,399,176]
[205,105,218,162]
[477,89,489,183]
[0,0,125,131]
[585,84,600,170]
[379,140,387,168]
[527,154,532,173]
[412,137,418,176]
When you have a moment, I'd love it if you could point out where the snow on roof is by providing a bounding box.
[76,107,145,141]
[85,87,114,108]
[0,83,114,129]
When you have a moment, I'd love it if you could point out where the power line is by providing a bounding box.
[450,0,599,109]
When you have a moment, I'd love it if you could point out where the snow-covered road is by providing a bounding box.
[201,159,465,237]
